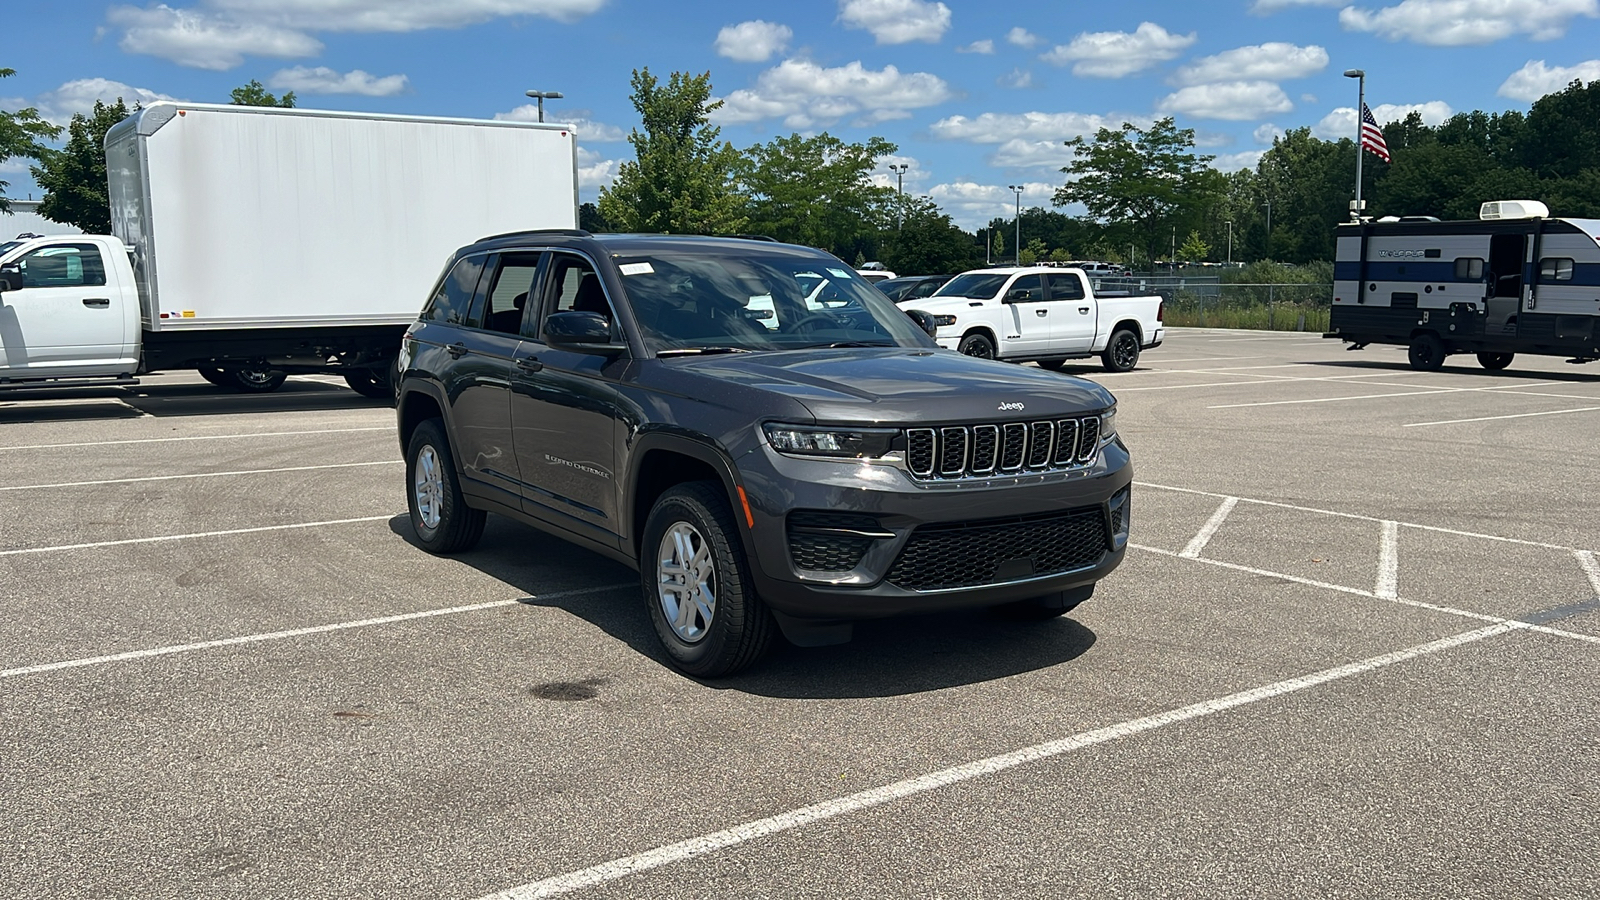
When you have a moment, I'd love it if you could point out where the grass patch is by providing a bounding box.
[1163,303,1330,332]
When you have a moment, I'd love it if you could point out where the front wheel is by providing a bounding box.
[1408,333,1446,371]
[1101,329,1141,372]
[1477,351,1514,371]
[957,332,996,360]
[641,482,775,677]
[228,366,288,393]
[405,419,486,554]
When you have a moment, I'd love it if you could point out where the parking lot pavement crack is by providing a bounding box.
[1517,596,1600,627]
[471,622,1520,900]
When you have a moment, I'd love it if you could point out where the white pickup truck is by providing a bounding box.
[900,266,1164,372]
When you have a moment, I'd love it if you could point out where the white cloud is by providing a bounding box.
[1253,122,1284,144]
[1157,81,1295,120]
[990,139,1076,170]
[1040,22,1196,78]
[1313,101,1453,138]
[927,181,1056,230]
[268,66,408,96]
[999,68,1033,89]
[957,38,994,53]
[32,78,180,126]
[576,146,617,189]
[1006,26,1042,48]
[106,0,606,69]
[1172,43,1328,86]
[1498,58,1600,101]
[1250,0,1342,11]
[1212,150,1265,172]
[714,59,954,128]
[837,0,951,44]
[929,110,1128,143]
[714,20,792,62]
[1340,0,1599,46]
[495,106,627,141]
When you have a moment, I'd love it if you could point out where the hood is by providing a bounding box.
[674,347,1114,425]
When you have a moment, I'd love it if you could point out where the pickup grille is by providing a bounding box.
[905,416,1105,480]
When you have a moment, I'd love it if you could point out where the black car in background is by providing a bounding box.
[396,232,1130,676]
[874,274,953,303]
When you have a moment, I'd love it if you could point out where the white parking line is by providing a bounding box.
[0,426,392,452]
[1403,406,1600,428]
[1376,521,1399,600]
[1180,497,1238,559]
[0,460,400,492]
[0,584,634,681]
[0,515,394,557]
[475,622,1518,900]
[1577,551,1600,597]
[1206,382,1567,409]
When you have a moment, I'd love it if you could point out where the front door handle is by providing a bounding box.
[1035,309,1048,316]
[83,298,110,308]
[516,356,543,373]
[446,342,468,359]
[1078,307,1090,314]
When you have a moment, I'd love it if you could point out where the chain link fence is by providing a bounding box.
[1088,276,1332,332]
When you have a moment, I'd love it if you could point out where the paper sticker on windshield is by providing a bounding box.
[827,268,851,278]
[619,262,654,276]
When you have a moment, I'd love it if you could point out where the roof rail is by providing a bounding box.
[719,233,781,242]
[476,227,593,242]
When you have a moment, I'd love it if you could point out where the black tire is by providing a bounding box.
[197,367,228,387]
[957,332,997,360]
[1036,358,1068,371]
[1477,351,1514,371]
[228,366,288,393]
[405,418,486,554]
[1101,328,1141,372]
[640,482,775,677]
[996,586,1094,620]
[1408,333,1446,371]
[344,369,393,401]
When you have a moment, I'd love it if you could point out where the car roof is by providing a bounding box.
[468,229,836,260]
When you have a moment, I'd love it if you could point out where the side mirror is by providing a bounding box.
[904,308,940,338]
[544,310,627,356]
[0,265,21,293]
[1004,288,1034,303]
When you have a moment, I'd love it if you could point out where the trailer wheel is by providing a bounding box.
[1476,352,1514,371]
[197,367,228,387]
[1407,333,1446,371]
[228,366,288,393]
[343,369,393,401]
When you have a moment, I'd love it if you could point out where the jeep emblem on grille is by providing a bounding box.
[998,401,1025,411]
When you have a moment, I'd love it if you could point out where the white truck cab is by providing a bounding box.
[0,235,140,384]
[901,266,1164,372]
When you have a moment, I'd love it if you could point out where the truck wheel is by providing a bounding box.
[343,369,393,401]
[197,367,228,387]
[1101,329,1141,372]
[1477,352,1514,371]
[229,366,288,393]
[957,333,996,359]
[1036,359,1068,371]
[641,482,775,677]
[1408,333,1446,371]
[996,586,1094,620]
[405,418,486,554]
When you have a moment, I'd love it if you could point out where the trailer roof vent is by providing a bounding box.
[1480,200,1549,221]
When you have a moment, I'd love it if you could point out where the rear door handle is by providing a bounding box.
[516,356,543,373]
[83,298,110,308]
[446,342,468,359]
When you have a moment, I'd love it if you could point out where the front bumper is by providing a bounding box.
[734,438,1133,621]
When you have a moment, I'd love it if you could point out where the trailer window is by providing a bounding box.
[1453,258,1484,280]
[422,254,487,326]
[15,244,107,288]
[1540,258,1574,282]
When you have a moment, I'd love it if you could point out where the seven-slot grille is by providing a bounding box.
[906,416,1105,479]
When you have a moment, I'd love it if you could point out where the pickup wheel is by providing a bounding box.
[641,482,775,677]
[228,366,288,393]
[957,332,996,360]
[405,418,486,554]
[1101,329,1141,372]
[197,367,228,387]
[1408,333,1446,371]
[1477,351,1514,371]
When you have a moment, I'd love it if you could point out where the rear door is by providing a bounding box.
[1001,273,1050,356]
[1045,271,1096,353]
[0,241,127,373]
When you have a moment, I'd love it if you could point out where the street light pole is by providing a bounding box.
[524,89,564,123]
[1007,184,1023,266]
[1262,200,1272,260]
[1226,220,1234,265]
[889,163,909,229]
[1344,69,1365,221]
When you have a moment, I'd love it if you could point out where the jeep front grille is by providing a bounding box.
[886,506,1110,591]
[905,416,1105,480]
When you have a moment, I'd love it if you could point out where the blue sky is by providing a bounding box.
[4,0,1600,228]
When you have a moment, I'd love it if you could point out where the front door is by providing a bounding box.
[510,252,623,547]
[0,241,128,373]
[1045,271,1096,353]
[1001,273,1050,356]
[1488,233,1526,300]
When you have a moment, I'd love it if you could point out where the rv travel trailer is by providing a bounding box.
[1327,200,1600,371]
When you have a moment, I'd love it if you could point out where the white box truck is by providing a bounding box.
[0,101,578,396]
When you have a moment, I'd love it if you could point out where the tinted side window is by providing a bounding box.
[422,255,487,325]
[1007,274,1046,301]
[1047,272,1085,301]
[17,244,108,288]
[482,252,542,335]
[540,254,614,339]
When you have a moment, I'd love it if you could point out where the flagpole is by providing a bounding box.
[1344,68,1365,222]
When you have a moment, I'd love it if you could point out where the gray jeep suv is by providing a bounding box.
[396,231,1131,676]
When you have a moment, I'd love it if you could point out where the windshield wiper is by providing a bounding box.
[815,340,895,348]
[655,346,756,357]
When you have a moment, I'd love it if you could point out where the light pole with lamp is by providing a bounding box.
[889,163,909,229]
[524,89,564,123]
[1343,69,1366,222]
[1007,184,1023,266]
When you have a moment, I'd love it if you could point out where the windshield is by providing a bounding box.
[932,273,1008,300]
[0,240,22,259]
[614,252,935,354]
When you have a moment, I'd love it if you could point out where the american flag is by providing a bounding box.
[1360,102,1391,163]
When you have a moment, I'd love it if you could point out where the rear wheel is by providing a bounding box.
[405,419,486,554]
[1101,328,1141,372]
[641,482,775,677]
[343,368,393,401]
[1477,351,1514,371]
[228,366,288,393]
[197,367,228,387]
[1408,333,1446,371]
[1036,358,1068,371]
[957,332,996,360]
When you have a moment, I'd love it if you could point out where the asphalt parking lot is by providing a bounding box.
[3,330,1597,899]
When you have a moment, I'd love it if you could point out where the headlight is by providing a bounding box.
[932,314,957,326]
[763,424,897,458]
[1100,407,1117,443]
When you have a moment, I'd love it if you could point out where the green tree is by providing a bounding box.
[1018,237,1048,265]
[1177,230,1210,261]
[598,69,746,234]
[737,132,897,256]
[990,227,1004,261]
[1053,117,1224,263]
[0,68,62,213]
[578,201,611,233]
[1254,127,1351,263]
[880,197,980,274]
[230,80,295,108]
[31,99,130,234]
